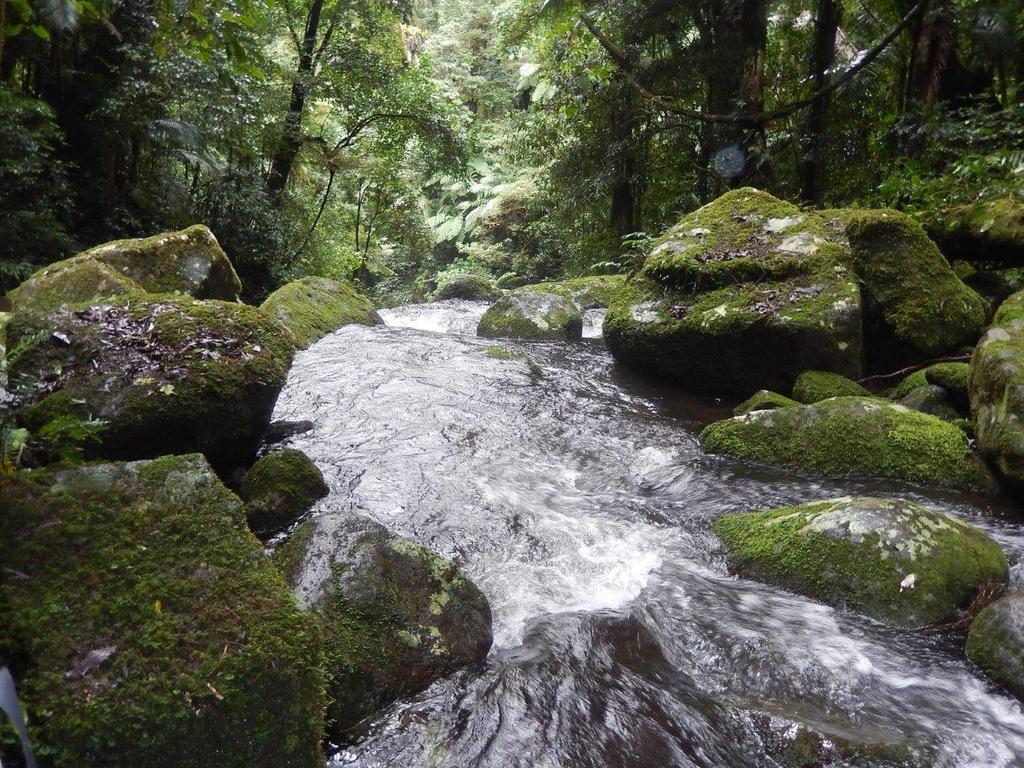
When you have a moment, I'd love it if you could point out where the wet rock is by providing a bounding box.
[0,454,325,767]
[924,362,970,409]
[433,273,502,302]
[733,390,800,417]
[263,419,316,445]
[604,188,863,395]
[830,208,986,365]
[274,511,493,737]
[929,197,1024,266]
[477,290,583,341]
[714,496,1007,628]
[791,370,868,404]
[699,397,996,492]
[970,290,1024,493]
[6,294,293,471]
[241,448,329,533]
[900,385,963,422]
[261,276,380,349]
[966,590,1024,700]
[519,274,626,310]
[10,225,241,312]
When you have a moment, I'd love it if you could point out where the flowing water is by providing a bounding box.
[271,300,1024,768]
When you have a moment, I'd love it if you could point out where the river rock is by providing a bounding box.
[434,273,502,302]
[6,294,293,470]
[9,225,242,312]
[275,511,493,737]
[791,370,868,403]
[477,289,583,341]
[241,448,329,532]
[714,496,1007,628]
[520,274,626,309]
[261,276,380,349]
[829,209,986,364]
[733,390,801,417]
[970,290,1024,492]
[966,591,1024,700]
[0,454,325,767]
[604,188,863,395]
[899,384,962,422]
[699,397,995,492]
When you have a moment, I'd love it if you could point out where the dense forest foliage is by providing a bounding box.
[1,0,1022,303]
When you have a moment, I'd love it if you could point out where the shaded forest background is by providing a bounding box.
[1,0,1022,304]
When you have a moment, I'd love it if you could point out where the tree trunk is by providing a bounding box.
[610,93,642,238]
[799,0,840,205]
[266,0,325,203]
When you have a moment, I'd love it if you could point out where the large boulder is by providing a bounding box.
[604,189,863,395]
[477,289,583,341]
[260,276,380,350]
[274,511,492,737]
[714,497,1007,628]
[930,197,1024,265]
[830,209,986,364]
[0,455,325,768]
[966,591,1024,700]
[9,225,242,312]
[699,397,996,492]
[521,274,626,309]
[6,294,294,471]
[791,370,868,404]
[899,385,962,422]
[240,448,329,533]
[433,273,502,302]
[970,290,1024,492]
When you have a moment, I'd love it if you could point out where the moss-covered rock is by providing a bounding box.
[792,370,868,403]
[969,290,1024,492]
[899,384,962,422]
[714,496,1007,628]
[830,208,986,363]
[0,454,325,768]
[733,390,801,416]
[6,294,294,471]
[520,275,626,309]
[605,189,863,395]
[274,512,492,737]
[699,397,996,492]
[925,361,970,409]
[966,591,1024,700]
[11,226,241,312]
[433,273,502,302]
[931,197,1024,265]
[260,276,380,350]
[241,448,329,533]
[477,290,583,341]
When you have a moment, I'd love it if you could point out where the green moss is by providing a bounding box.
[7,294,294,470]
[966,591,1024,700]
[520,275,626,309]
[713,497,1007,628]
[791,370,868,403]
[433,274,502,302]
[939,198,1024,265]
[894,369,930,399]
[699,397,996,491]
[261,276,379,349]
[477,290,582,341]
[0,455,325,767]
[924,362,970,402]
[733,390,801,416]
[9,259,144,313]
[241,449,329,533]
[830,208,986,359]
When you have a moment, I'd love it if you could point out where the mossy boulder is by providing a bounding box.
[604,189,863,395]
[966,591,1024,700]
[699,397,996,492]
[274,511,492,737]
[10,226,241,312]
[734,390,801,416]
[830,208,986,363]
[477,290,583,341]
[0,454,325,768]
[241,448,329,533]
[930,197,1024,265]
[433,273,502,302]
[969,290,1024,492]
[521,275,626,309]
[260,276,380,350]
[6,294,294,471]
[899,385,962,422]
[924,361,970,409]
[792,370,868,404]
[714,496,1007,628]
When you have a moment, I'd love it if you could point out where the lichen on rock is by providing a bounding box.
[714,496,1007,628]
[966,590,1024,700]
[477,290,583,341]
[260,276,380,349]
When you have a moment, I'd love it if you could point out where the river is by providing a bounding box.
[270,299,1024,768]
